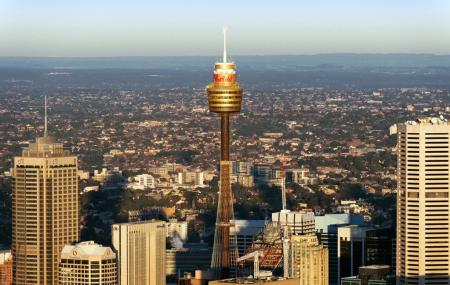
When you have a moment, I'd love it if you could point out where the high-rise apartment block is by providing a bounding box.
[58,241,117,285]
[394,118,450,284]
[112,220,166,285]
[291,235,328,285]
[12,132,79,285]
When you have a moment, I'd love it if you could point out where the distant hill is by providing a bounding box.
[1,54,450,70]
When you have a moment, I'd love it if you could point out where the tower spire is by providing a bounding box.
[44,95,48,136]
[223,26,227,63]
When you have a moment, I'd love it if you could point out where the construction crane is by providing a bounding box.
[236,251,260,279]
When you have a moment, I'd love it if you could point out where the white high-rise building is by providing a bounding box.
[394,117,450,284]
[112,220,166,285]
[272,210,315,236]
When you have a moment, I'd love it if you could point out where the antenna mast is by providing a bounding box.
[223,26,228,63]
[281,157,287,211]
[44,95,48,136]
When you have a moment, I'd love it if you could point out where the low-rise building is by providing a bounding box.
[0,250,12,285]
[58,241,117,285]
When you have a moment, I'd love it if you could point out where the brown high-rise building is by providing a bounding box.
[12,98,79,285]
[206,27,243,278]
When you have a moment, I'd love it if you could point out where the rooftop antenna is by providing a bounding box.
[281,156,287,211]
[44,95,48,136]
[223,26,228,63]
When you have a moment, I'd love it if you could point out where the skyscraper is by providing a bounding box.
[291,235,328,285]
[12,97,79,285]
[394,117,450,284]
[112,220,166,285]
[58,241,117,285]
[206,27,243,278]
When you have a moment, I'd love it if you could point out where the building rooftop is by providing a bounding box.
[21,135,70,158]
[60,241,115,260]
[407,116,449,125]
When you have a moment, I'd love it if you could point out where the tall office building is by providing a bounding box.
[394,118,450,284]
[12,98,79,285]
[58,241,117,285]
[112,220,166,285]
[291,235,328,285]
[206,27,243,278]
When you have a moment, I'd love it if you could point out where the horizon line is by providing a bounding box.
[1,53,450,59]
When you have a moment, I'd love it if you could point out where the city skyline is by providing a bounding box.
[2,3,450,284]
[1,0,450,57]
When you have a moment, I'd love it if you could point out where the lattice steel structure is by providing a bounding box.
[207,27,243,279]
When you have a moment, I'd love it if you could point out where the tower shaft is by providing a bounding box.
[219,114,231,276]
[212,113,237,278]
[207,28,242,279]
[221,114,230,161]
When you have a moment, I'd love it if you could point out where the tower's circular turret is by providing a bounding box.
[206,27,243,114]
[206,61,243,113]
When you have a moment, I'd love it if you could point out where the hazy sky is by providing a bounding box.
[1,0,449,56]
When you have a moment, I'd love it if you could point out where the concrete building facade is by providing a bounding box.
[394,118,450,285]
[291,235,329,285]
[272,210,315,236]
[112,220,166,285]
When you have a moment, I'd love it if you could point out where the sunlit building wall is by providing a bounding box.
[395,118,450,285]
[12,135,79,285]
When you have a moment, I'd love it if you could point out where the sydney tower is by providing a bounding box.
[207,27,243,278]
